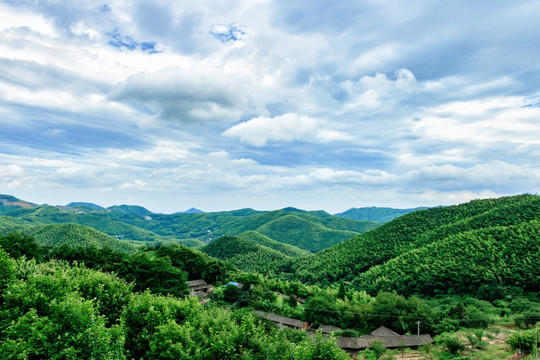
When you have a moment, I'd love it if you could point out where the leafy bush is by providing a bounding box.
[507,330,537,354]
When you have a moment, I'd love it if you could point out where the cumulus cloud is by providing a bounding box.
[110,68,246,123]
[1,1,540,212]
[223,113,351,146]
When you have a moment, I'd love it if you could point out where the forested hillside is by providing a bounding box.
[201,235,293,274]
[355,220,540,296]
[0,195,377,252]
[236,231,310,257]
[288,194,540,295]
[27,223,137,253]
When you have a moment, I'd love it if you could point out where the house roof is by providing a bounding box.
[370,326,401,337]
[316,325,342,334]
[186,279,207,287]
[337,334,433,349]
[252,310,305,329]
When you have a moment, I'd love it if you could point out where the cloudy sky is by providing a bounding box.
[1,0,539,213]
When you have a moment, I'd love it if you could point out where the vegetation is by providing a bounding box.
[287,194,540,290]
[27,223,137,253]
[0,195,378,250]
[0,245,351,359]
[1,193,539,359]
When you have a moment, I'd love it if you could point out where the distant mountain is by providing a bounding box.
[288,194,540,295]
[65,202,105,211]
[335,206,428,223]
[108,205,153,216]
[180,208,204,214]
[0,194,380,252]
[0,194,37,209]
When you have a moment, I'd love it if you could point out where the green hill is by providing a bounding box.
[0,195,379,252]
[335,206,427,223]
[256,214,359,252]
[107,205,153,216]
[201,235,292,274]
[0,216,31,234]
[289,194,540,286]
[27,223,136,253]
[236,231,310,257]
[354,219,540,296]
[65,202,106,211]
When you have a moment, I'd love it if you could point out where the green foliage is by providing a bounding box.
[28,223,136,253]
[202,235,293,275]
[355,220,540,298]
[236,231,310,257]
[121,292,197,359]
[370,339,387,359]
[224,284,242,303]
[0,231,45,260]
[154,243,233,283]
[256,214,360,252]
[0,247,16,294]
[116,252,188,297]
[435,334,465,354]
[507,329,537,354]
[337,281,346,300]
[289,194,540,291]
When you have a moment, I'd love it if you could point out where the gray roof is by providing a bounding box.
[338,334,433,349]
[370,326,401,337]
[252,310,305,329]
[186,279,207,287]
[316,325,342,334]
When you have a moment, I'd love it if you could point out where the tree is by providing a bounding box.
[337,281,346,300]
[0,232,44,260]
[224,284,241,303]
[370,339,387,359]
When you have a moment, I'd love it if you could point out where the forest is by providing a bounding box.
[0,194,539,359]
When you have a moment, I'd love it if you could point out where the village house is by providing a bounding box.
[252,310,309,331]
[186,279,214,303]
[337,326,433,357]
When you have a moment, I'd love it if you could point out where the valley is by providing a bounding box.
[0,193,539,359]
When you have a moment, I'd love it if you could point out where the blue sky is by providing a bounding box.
[1,0,539,213]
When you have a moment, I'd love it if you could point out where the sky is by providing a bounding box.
[1,0,539,213]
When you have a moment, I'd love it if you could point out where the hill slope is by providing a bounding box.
[107,205,153,216]
[201,235,291,274]
[27,223,136,253]
[289,194,540,286]
[236,231,310,257]
[354,219,540,296]
[256,214,359,252]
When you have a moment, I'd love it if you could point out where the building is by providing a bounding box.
[252,310,309,331]
[186,279,214,303]
[315,325,342,334]
[337,326,433,357]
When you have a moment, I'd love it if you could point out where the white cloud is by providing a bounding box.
[223,113,351,146]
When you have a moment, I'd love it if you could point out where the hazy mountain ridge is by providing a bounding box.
[0,194,381,252]
[335,206,429,223]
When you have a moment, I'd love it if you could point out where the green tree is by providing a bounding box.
[224,284,242,303]
[370,339,387,359]
[0,232,44,260]
[337,280,346,300]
